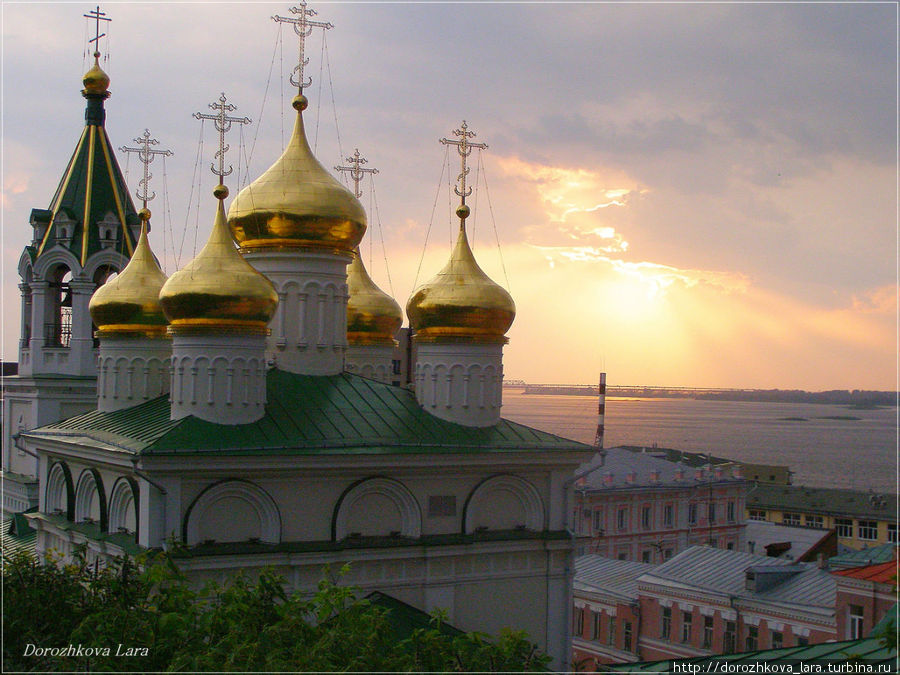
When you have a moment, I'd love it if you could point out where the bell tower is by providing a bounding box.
[2,7,139,516]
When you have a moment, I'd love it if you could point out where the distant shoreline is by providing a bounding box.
[508,384,897,406]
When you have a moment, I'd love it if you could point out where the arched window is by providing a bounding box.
[46,265,72,347]
[108,478,138,538]
[463,474,545,534]
[74,469,107,530]
[332,477,422,541]
[183,480,281,546]
[45,462,74,519]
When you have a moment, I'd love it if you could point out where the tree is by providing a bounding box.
[3,548,550,672]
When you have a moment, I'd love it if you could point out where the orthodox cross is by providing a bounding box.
[83,6,110,57]
[334,149,378,198]
[272,1,333,91]
[193,93,251,184]
[119,130,173,209]
[439,120,487,205]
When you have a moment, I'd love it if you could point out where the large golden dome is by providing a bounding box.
[227,96,366,253]
[159,189,278,333]
[406,223,515,343]
[347,249,402,346]
[89,215,168,337]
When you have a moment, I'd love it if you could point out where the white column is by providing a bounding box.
[68,278,97,376]
[97,337,171,412]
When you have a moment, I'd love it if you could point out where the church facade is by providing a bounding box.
[3,8,594,668]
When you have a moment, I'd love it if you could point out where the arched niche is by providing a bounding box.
[45,461,74,520]
[74,468,108,530]
[332,476,422,541]
[462,474,545,534]
[183,479,281,546]
[108,477,139,539]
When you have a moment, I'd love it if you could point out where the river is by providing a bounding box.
[500,390,898,493]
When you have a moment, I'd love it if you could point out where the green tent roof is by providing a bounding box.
[28,370,592,457]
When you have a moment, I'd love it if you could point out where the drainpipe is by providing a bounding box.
[12,433,38,458]
[130,457,167,495]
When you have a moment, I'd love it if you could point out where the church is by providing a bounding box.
[1,7,594,667]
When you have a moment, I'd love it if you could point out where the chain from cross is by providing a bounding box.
[334,149,378,198]
[83,6,111,57]
[272,1,333,91]
[439,121,488,203]
[193,93,251,182]
[119,130,173,208]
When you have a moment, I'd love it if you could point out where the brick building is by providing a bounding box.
[574,448,747,563]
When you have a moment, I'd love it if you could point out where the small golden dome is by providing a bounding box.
[347,250,402,346]
[406,224,515,343]
[82,55,110,96]
[159,194,278,334]
[227,106,366,253]
[89,220,168,337]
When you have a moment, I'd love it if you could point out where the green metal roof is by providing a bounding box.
[0,510,37,561]
[604,637,897,672]
[28,370,592,457]
[365,591,463,641]
[33,95,139,266]
[830,542,899,567]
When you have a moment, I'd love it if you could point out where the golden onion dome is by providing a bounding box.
[347,249,402,345]
[159,186,278,334]
[89,213,168,337]
[406,222,515,343]
[82,54,110,96]
[227,95,366,253]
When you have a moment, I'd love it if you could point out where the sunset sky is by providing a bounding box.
[2,2,896,390]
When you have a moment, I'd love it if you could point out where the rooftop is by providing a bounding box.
[638,545,835,609]
[24,370,592,457]
[744,520,835,561]
[574,555,655,602]
[833,559,898,585]
[747,483,897,520]
[830,542,899,569]
[576,447,743,492]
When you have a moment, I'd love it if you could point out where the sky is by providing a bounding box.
[1,1,897,390]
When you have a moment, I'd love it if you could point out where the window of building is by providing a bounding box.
[617,508,628,531]
[391,359,401,375]
[591,611,601,640]
[702,616,714,649]
[664,548,674,561]
[858,520,878,541]
[889,522,898,544]
[664,504,674,527]
[623,621,633,651]
[642,550,652,564]
[746,626,758,651]
[849,605,865,639]
[724,621,736,653]
[805,514,824,528]
[783,512,802,526]
[835,518,853,538]
[642,505,651,529]
[688,503,698,525]
[708,537,718,548]
[748,509,767,522]
[573,607,584,636]
[608,617,616,646]
[618,551,628,561]
[593,509,603,531]
[771,631,783,649]
[726,541,734,550]
[727,501,736,522]
[797,636,809,647]
[661,607,672,640]
[681,611,693,643]
[708,503,717,523]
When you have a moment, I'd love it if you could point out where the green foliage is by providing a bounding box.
[3,549,551,672]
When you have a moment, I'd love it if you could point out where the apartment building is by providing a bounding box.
[574,448,747,563]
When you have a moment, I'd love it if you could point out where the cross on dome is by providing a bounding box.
[335,149,378,198]
[119,130,173,212]
[439,121,488,208]
[273,1,333,92]
[193,94,251,186]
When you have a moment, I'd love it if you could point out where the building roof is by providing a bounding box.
[605,635,896,671]
[833,559,898,584]
[0,511,36,560]
[576,447,742,492]
[744,520,834,561]
[829,542,899,569]
[638,546,835,609]
[574,555,655,602]
[747,483,896,521]
[618,445,734,468]
[24,369,592,457]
